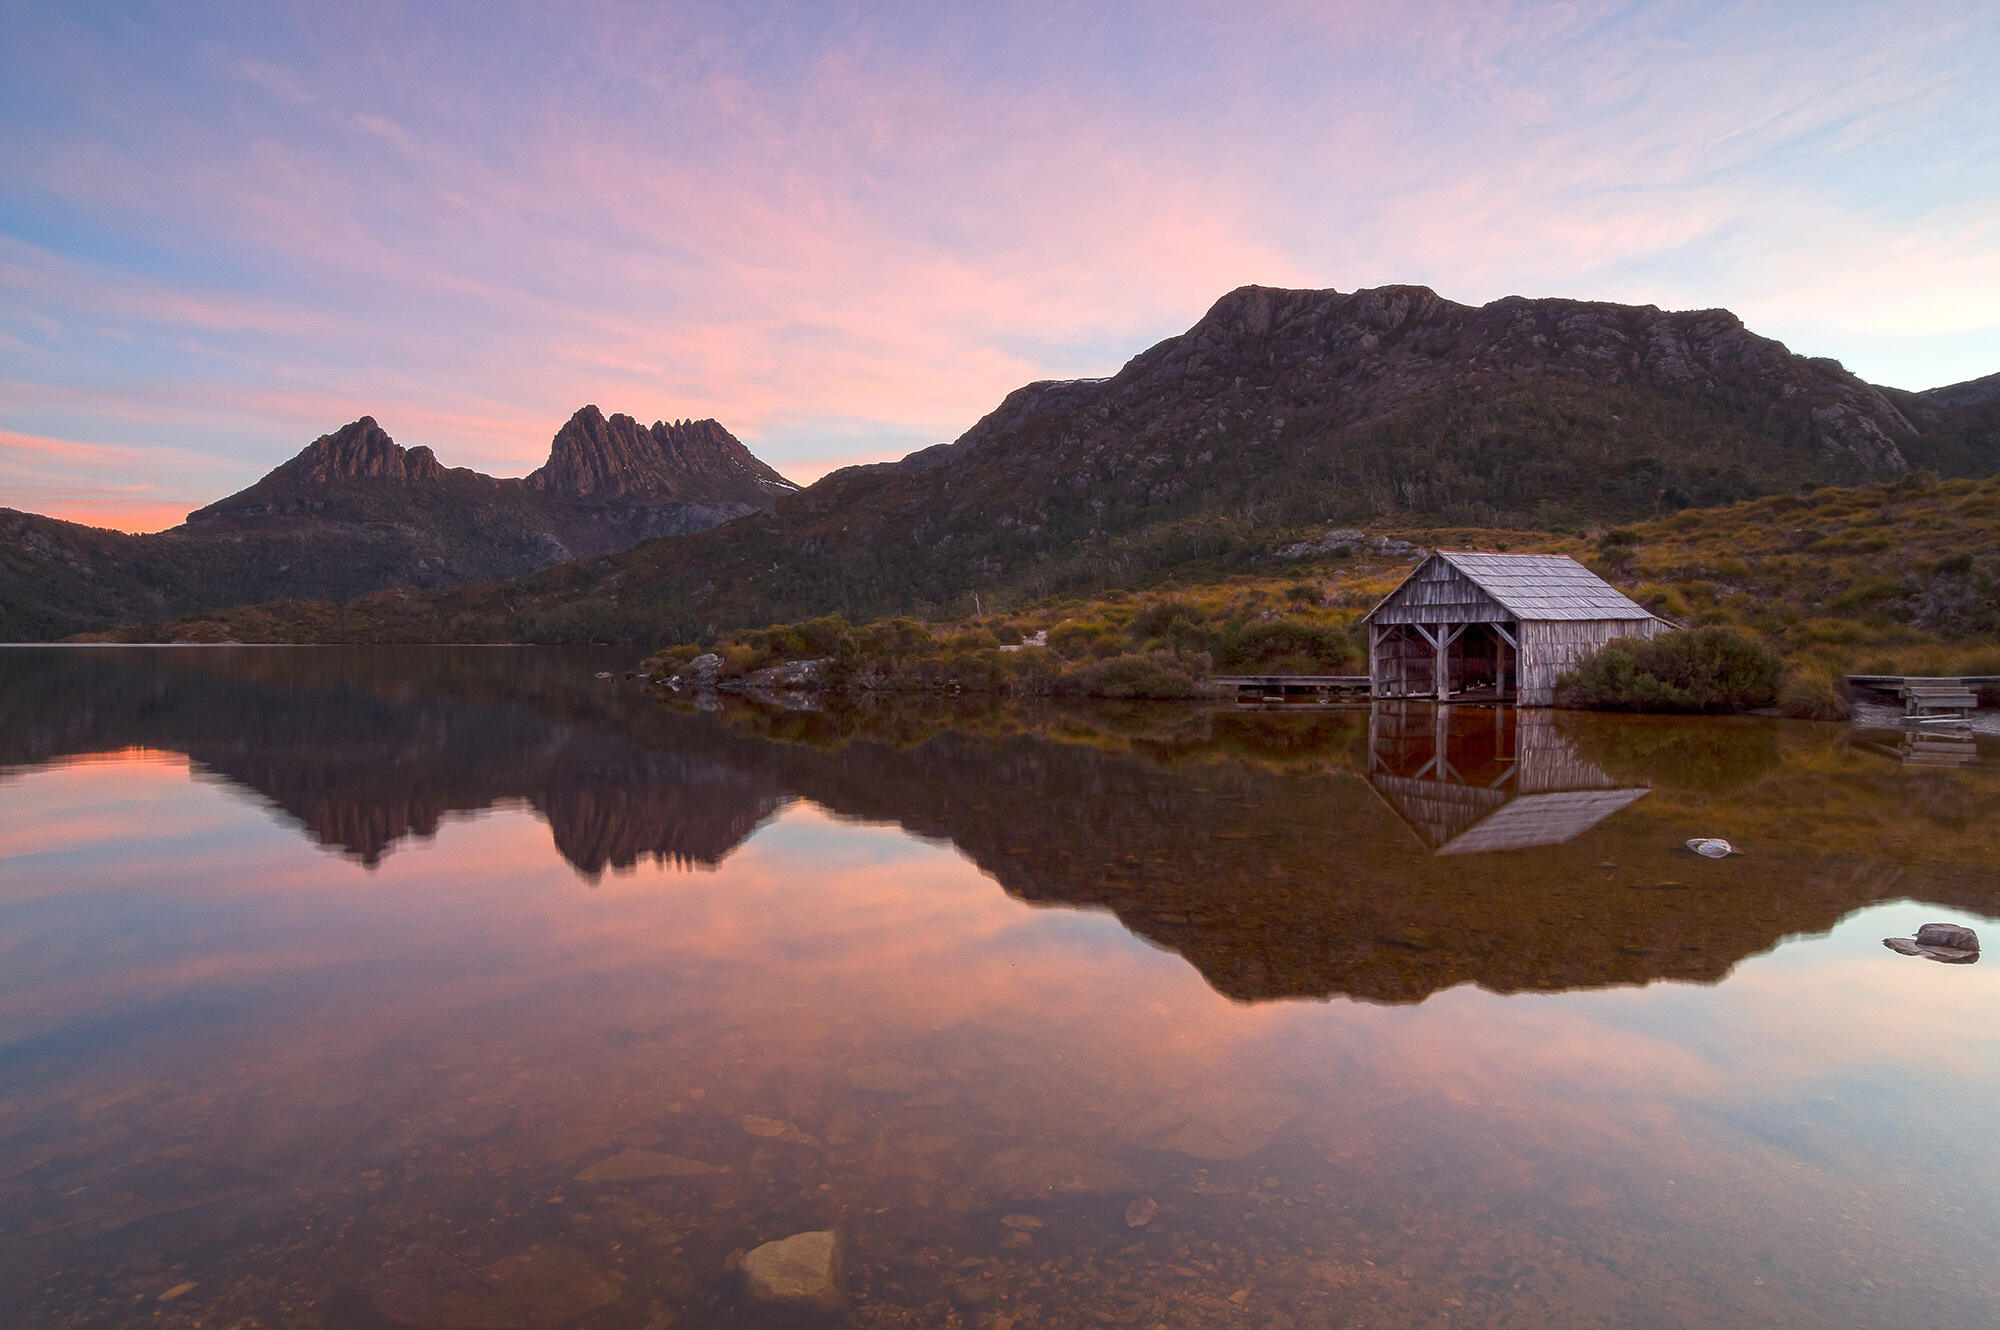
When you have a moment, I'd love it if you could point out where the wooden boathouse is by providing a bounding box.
[1364,551,1670,706]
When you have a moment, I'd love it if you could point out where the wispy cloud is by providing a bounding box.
[2,0,1997,516]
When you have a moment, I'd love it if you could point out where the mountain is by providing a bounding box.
[36,283,2000,644]
[1921,369,2000,409]
[0,408,796,640]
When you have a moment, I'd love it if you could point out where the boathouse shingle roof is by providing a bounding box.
[1436,551,1653,620]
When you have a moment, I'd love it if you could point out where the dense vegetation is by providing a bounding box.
[645,575,1377,699]
[627,470,2000,711]
[86,472,2000,717]
[1553,628,1784,713]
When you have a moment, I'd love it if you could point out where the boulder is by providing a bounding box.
[1885,921,1980,964]
[689,653,722,688]
[740,1230,843,1315]
[1916,922,1980,952]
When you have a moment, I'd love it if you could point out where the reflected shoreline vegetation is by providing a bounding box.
[4,646,1999,1327]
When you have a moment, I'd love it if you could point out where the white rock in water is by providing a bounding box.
[741,1230,843,1314]
[1685,838,1735,858]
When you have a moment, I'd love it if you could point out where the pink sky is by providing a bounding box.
[3,1,1998,530]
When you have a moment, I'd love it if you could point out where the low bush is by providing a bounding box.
[1555,627,1784,713]
[1066,652,1200,699]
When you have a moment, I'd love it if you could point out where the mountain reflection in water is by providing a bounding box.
[4,647,2000,1329]
[5,647,1996,1006]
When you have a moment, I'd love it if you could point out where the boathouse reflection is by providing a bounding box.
[1366,704,1650,854]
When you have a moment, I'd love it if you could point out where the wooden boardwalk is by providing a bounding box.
[1211,674,1371,703]
[1846,675,1997,718]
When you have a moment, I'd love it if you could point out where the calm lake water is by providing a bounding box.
[3,647,1998,1329]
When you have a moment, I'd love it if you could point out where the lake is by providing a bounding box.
[2,646,1997,1328]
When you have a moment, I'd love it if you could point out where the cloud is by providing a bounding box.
[2,0,1997,515]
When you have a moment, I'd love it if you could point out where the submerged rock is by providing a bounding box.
[574,1148,726,1183]
[1685,838,1735,858]
[950,1146,1144,1210]
[740,1230,843,1315]
[742,1114,819,1145]
[368,1248,523,1330]
[1884,921,1981,963]
[844,1060,938,1094]
[480,1245,620,1326]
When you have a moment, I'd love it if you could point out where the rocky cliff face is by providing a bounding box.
[188,417,449,521]
[527,406,796,503]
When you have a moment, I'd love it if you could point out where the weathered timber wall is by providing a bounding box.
[1517,618,1667,706]
[1369,560,1510,625]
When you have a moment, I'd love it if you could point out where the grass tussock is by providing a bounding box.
[1776,662,1856,721]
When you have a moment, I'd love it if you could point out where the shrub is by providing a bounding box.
[1555,627,1784,713]
[1048,621,1110,659]
[1130,598,1200,639]
[1214,619,1357,672]
[1068,652,1199,699]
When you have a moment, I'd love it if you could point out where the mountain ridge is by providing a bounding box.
[19,282,2000,643]
[1,407,798,640]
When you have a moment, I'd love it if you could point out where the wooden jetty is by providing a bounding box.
[1846,675,1997,718]
[1212,674,1371,704]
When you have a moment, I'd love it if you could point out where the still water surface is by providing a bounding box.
[2,647,1998,1328]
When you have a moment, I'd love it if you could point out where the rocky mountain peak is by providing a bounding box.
[184,417,448,524]
[527,405,796,502]
[288,417,446,484]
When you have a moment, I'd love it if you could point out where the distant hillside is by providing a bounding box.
[0,407,796,640]
[47,283,2000,643]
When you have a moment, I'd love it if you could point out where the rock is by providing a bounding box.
[1126,1090,1301,1161]
[689,654,722,688]
[824,1108,866,1146]
[369,1248,524,1330]
[740,1230,843,1315]
[158,1283,196,1302]
[950,1146,1144,1210]
[574,1148,726,1183]
[1125,1196,1159,1227]
[742,1115,819,1145]
[1885,922,1981,963]
[1685,838,1735,857]
[845,1060,938,1094]
[1916,922,1979,952]
[999,1214,1043,1231]
[480,1245,620,1325]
